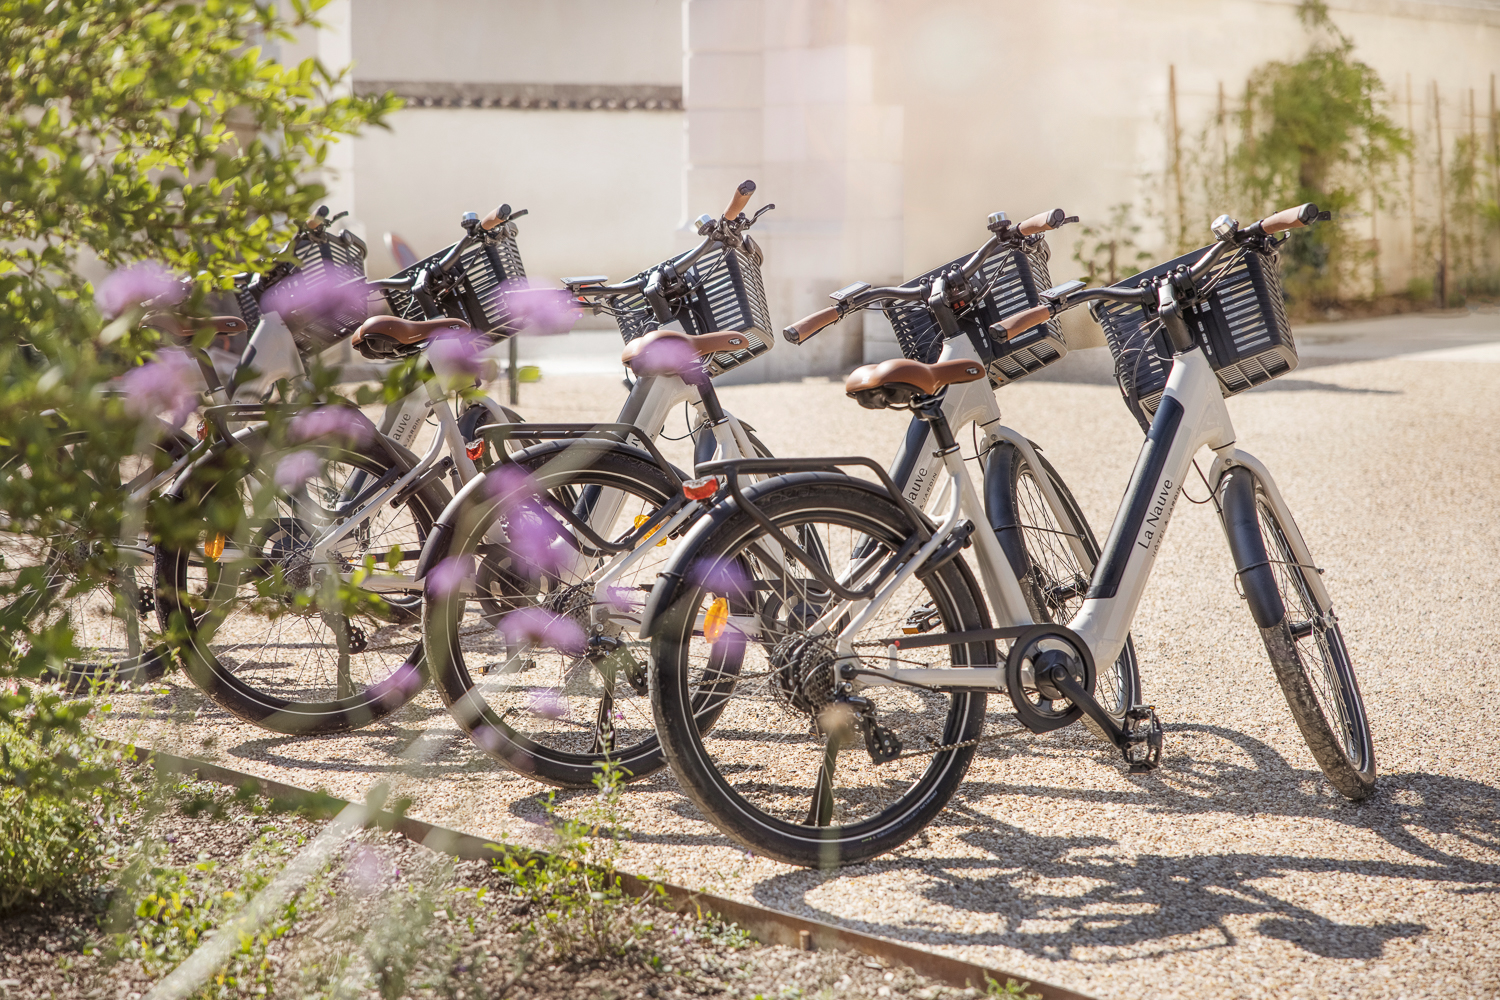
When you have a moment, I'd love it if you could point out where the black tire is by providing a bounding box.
[2,429,185,690]
[1222,467,1375,800]
[425,442,702,788]
[651,474,992,869]
[156,428,450,733]
[985,442,1141,728]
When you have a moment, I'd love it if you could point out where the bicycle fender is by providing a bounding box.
[1219,466,1286,629]
[638,471,913,639]
[983,442,1031,582]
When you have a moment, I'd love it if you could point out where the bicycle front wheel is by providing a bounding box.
[985,441,1140,729]
[651,474,992,869]
[1222,467,1375,799]
[156,428,450,733]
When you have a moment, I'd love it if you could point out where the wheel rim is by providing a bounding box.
[671,500,983,843]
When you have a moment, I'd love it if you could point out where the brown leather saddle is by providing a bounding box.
[844,357,987,409]
[142,313,250,352]
[352,316,469,359]
[620,329,751,377]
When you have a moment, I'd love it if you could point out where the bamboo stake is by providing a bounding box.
[1407,74,1418,284]
[1435,80,1448,308]
[1218,81,1230,205]
[1169,65,1185,251]
[1491,74,1499,203]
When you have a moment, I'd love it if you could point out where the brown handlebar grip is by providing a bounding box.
[997,304,1052,339]
[1018,208,1067,236]
[480,204,510,231]
[723,180,756,221]
[783,305,841,344]
[1259,203,1318,234]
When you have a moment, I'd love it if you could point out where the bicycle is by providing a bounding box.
[421,198,1131,792]
[153,205,536,734]
[642,203,1374,868]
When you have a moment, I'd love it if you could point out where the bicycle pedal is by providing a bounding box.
[1122,704,1163,772]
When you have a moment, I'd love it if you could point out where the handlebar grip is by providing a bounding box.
[1259,203,1319,235]
[783,305,841,345]
[481,204,512,231]
[1017,208,1067,236]
[996,304,1052,339]
[723,180,756,221]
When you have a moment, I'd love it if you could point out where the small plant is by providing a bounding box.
[986,974,1043,998]
[1072,203,1155,285]
[495,758,664,964]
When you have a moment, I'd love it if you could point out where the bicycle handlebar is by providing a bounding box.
[993,202,1324,337]
[1018,208,1074,236]
[783,306,842,344]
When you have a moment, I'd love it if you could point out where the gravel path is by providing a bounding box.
[103,319,1500,1000]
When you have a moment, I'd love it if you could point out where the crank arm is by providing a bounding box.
[1042,664,1163,772]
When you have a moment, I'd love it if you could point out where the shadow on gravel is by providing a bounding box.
[749,723,1497,963]
[1246,379,1401,394]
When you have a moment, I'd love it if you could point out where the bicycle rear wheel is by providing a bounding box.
[1222,467,1375,799]
[1,430,182,688]
[425,442,695,787]
[651,474,991,869]
[156,428,449,733]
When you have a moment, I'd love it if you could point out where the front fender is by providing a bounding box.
[1219,466,1285,629]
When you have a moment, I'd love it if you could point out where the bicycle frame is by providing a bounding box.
[825,342,1320,694]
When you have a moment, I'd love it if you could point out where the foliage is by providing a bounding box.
[1071,203,1155,286]
[1170,1,1409,305]
[0,720,134,913]
[0,0,397,833]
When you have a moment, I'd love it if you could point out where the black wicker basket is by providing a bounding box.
[259,228,372,353]
[885,240,1067,386]
[383,224,528,337]
[604,238,773,378]
[1092,245,1297,419]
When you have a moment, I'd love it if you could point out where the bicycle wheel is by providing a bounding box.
[650,474,992,869]
[425,441,698,787]
[1,430,184,688]
[156,428,450,733]
[1222,467,1375,799]
[985,441,1140,728]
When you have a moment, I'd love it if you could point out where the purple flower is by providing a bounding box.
[486,466,571,577]
[425,555,473,598]
[289,406,374,447]
[526,687,569,720]
[426,327,489,383]
[119,349,198,429]
[627,335,702,380]
[501,279,581,337]
[349,846,386,896]
[690,558,749,600]
[260,270,368,327]
[499,606,587,658]
[96,262,185,317]
[274,449,322,490]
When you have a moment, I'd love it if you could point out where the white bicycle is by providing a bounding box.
[643,203,1375,867]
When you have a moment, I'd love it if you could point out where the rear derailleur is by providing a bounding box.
[819,692,903,765]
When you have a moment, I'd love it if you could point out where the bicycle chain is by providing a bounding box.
[882,725,1027,763]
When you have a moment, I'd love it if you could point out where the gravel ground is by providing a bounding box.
[100,318,1500,1000]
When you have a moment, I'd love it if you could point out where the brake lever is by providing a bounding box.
[749,203,776,224]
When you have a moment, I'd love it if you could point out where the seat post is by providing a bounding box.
[912,395,959,455]
[696,371,729,425]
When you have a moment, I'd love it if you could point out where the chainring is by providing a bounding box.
[1004,623,1096,734]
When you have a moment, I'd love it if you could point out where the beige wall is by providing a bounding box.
[316,0,1499,378]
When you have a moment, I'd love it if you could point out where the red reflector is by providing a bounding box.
[682,476,719,501]
[465,440,483,461]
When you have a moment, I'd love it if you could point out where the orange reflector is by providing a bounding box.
[683,476,718,501]
[704,596,730,643]
[465,440,484,461]
[195,420,209,442]
[633,514,668,546]
[204,532,226,561]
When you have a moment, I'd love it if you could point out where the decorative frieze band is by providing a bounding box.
[354,81,683,111]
